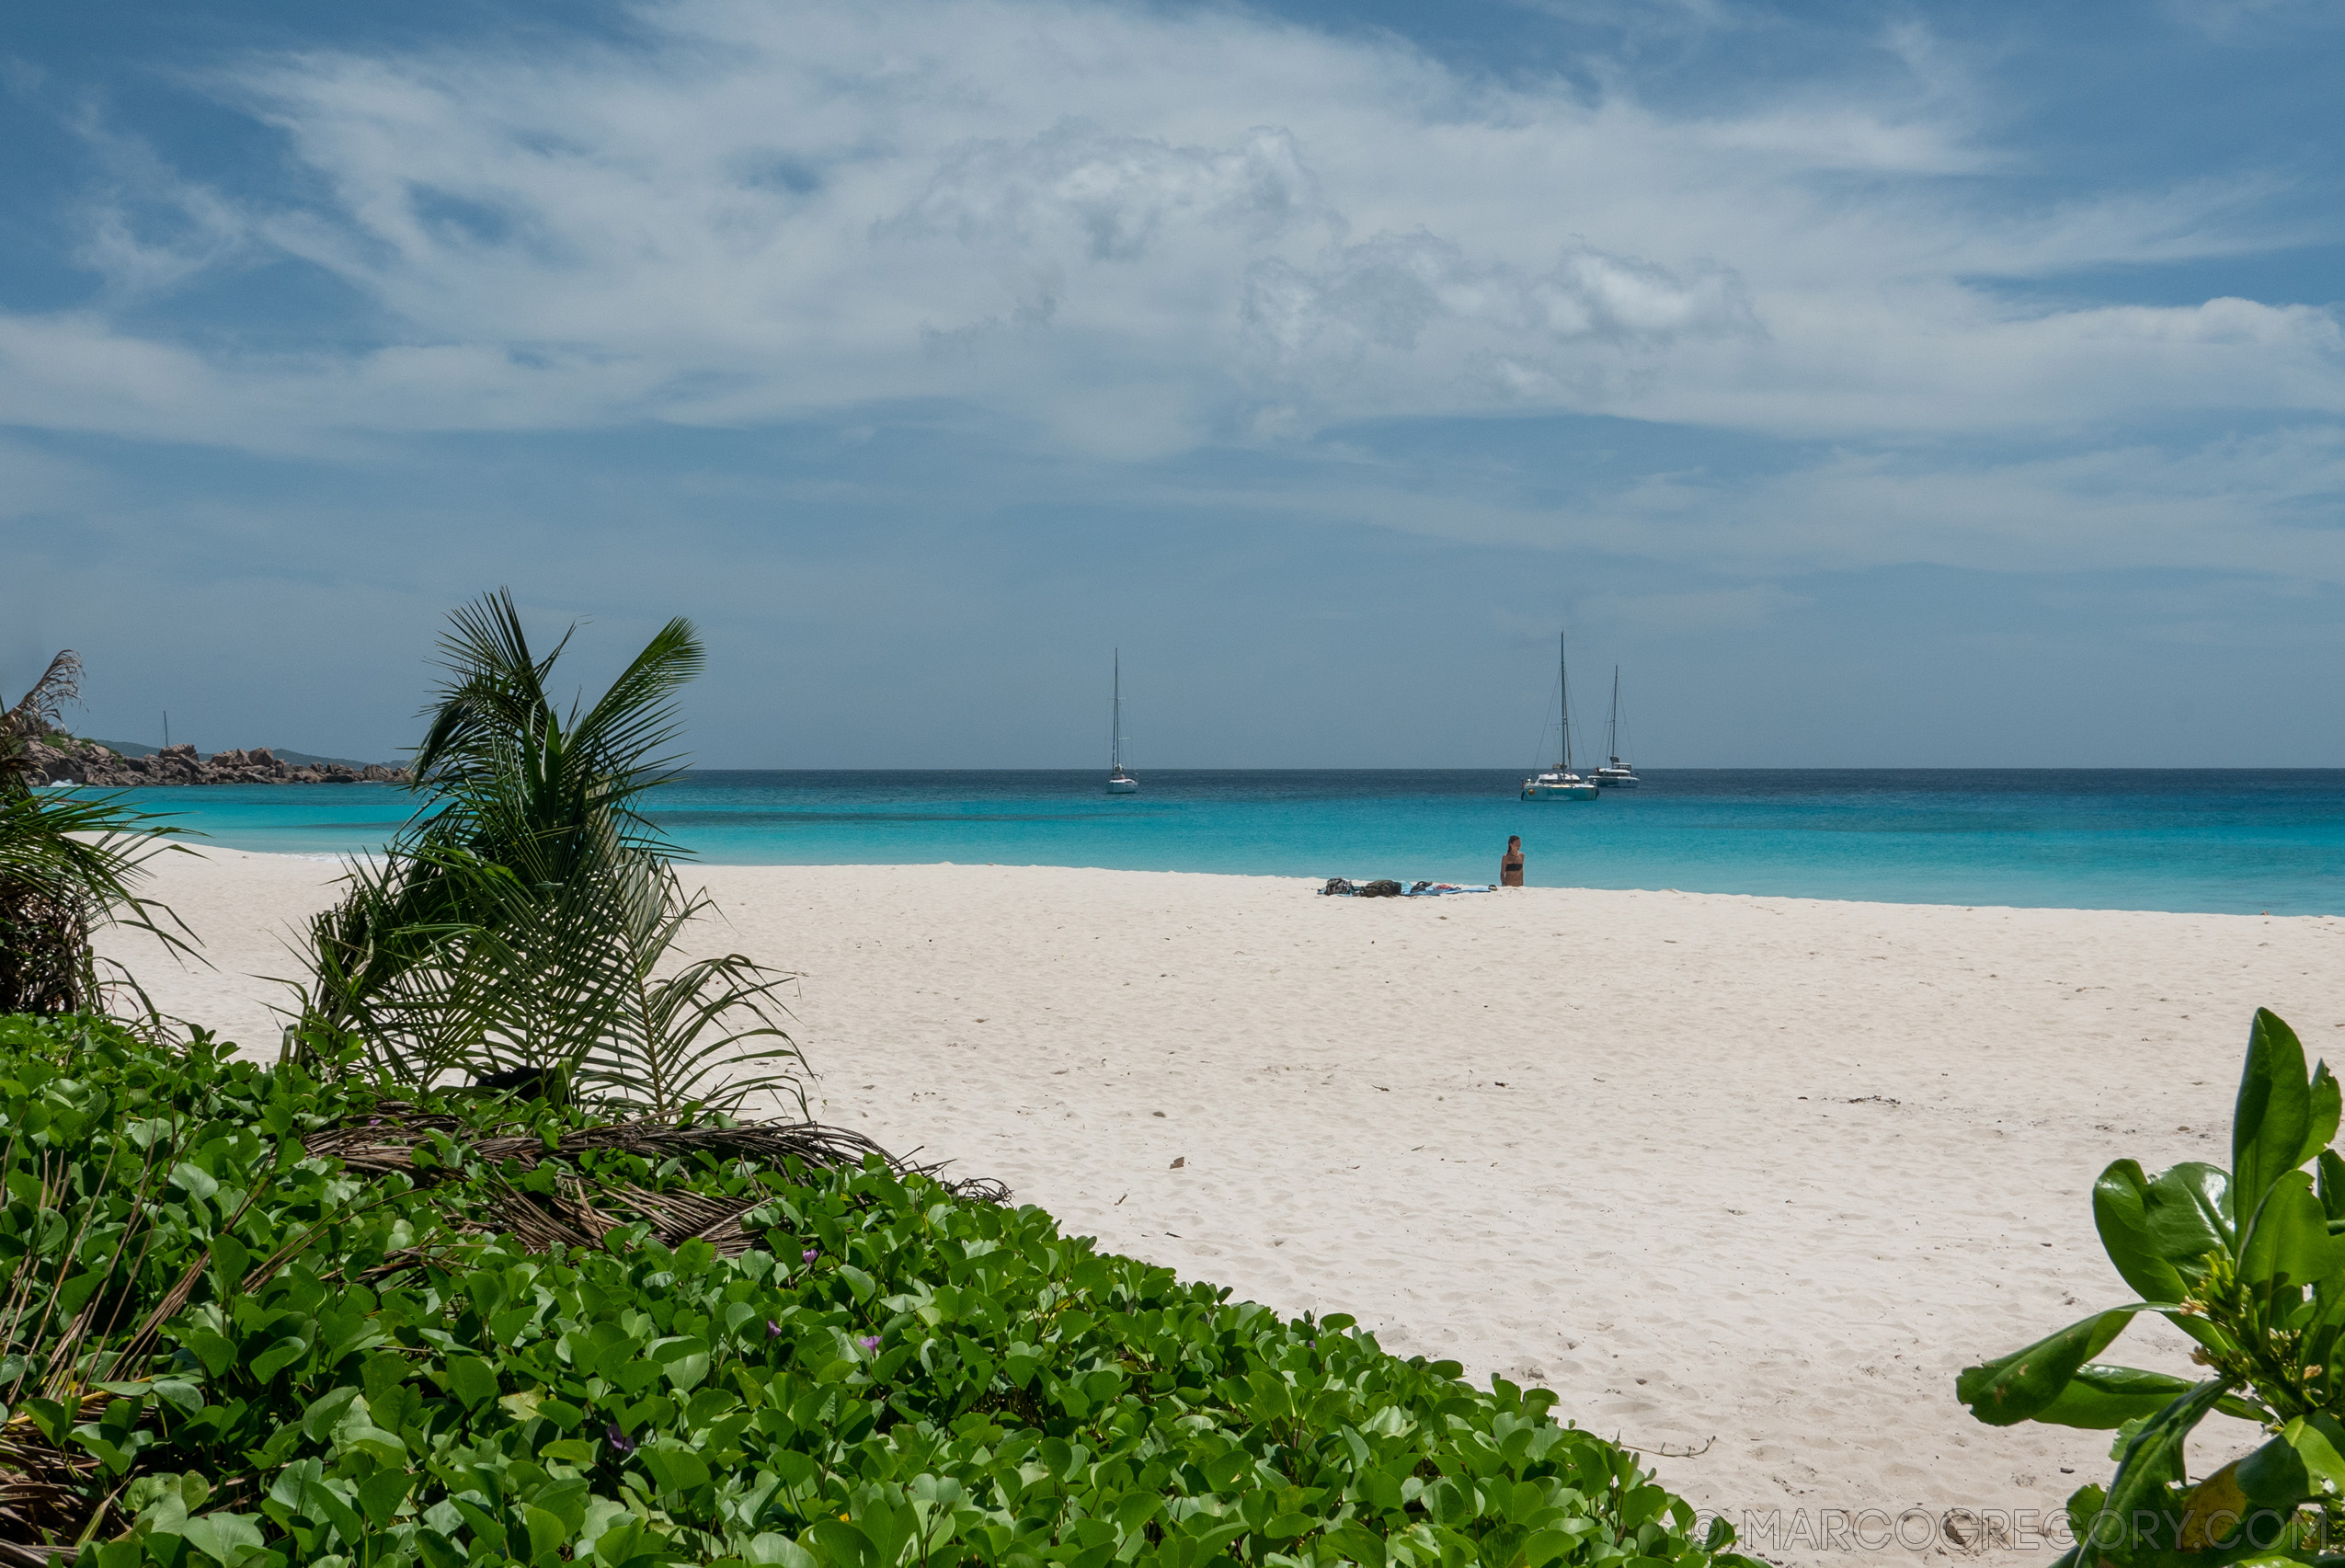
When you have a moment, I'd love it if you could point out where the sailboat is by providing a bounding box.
[1521,632,1599,801]
[1592,666,1641,788]
[1105,650,1138,794]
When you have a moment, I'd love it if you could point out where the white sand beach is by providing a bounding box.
[98,851,2345,1566]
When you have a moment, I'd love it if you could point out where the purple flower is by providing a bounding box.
[605,1423,635,1457]
[859,1335,881,1353]
[802,1249,819,1264]
[766,1318,784,1338]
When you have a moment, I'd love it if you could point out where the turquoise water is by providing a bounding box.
[93,769,2345,915]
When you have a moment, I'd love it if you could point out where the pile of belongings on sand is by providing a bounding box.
[1321,878,1494,898]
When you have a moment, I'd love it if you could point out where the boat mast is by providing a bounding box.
[1607,665,1619,768]
[1558,631,1571,773]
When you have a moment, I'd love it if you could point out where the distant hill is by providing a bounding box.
[86,738,398,771]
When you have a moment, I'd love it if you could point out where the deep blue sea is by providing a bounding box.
[91,769,2345,915]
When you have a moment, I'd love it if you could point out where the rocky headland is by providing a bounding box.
[28,738,410,786]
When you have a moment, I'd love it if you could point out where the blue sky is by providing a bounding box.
[4,0,2342,767]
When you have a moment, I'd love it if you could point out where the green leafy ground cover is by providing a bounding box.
[0,1014,1749,1568]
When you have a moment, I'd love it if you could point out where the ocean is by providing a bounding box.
[97,769,2345,916]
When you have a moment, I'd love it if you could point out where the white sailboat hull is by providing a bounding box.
[1105,775,1138,794]
[1522,773,1598,800]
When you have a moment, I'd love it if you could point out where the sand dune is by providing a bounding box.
[98,850,2345,1566]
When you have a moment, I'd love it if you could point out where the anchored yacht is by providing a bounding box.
[1105,650,1138,794]
[1592,666,1640,788]
[1522,632,1598,801]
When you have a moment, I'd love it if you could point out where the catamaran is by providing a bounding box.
[1521,632,1599,801]
[1592,665,1640,788]
[1105,650,1138,794]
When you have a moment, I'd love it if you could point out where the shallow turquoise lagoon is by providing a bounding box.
[96,769,2345,916]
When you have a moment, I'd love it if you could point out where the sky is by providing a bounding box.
[3,0,2342,768]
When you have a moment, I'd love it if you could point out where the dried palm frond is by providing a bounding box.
[0,1396,106,1546]
[0,651,81,748]
[0,1115,182,1552]
[303,1113,1009,1257]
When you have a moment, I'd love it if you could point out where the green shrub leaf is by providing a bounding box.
[2093,1160,2189,1304]
[2236,1009,2314,1224]
[2304,1063,2342,1171]
[443,1355,500,1409]
[2030,1364,2201,1429]
[2144,1162,2234,1267]
[1957,1309,2152,1426]
[2240,1172,2340,1288]
[2096,1379,2231,1554]
[2317,1150,2345,1222]
[180,1510,265,1564]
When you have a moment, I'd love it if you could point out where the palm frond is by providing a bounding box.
[302,589,803,1117]
[576,868,805,1118]
[0,651,200,1016]
[564,616,704,811]
[0,785,200,1016]
[2,650,82,739]
[409,590,690,876]
[412,589,565,783]
[1,651,86,793]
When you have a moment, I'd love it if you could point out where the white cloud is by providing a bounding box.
[0,0,2336,482]
[1241,235,1754,423]
[2167,0,2345,40]
[63,101,251,298]
[1612,292,2345,440]
[886,120,1326,260]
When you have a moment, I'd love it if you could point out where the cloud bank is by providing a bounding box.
[1,0,2340,619]
[4,0,2334,456]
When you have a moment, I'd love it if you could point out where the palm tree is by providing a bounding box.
[0,652,194,1016]
[302,591,803,1116]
